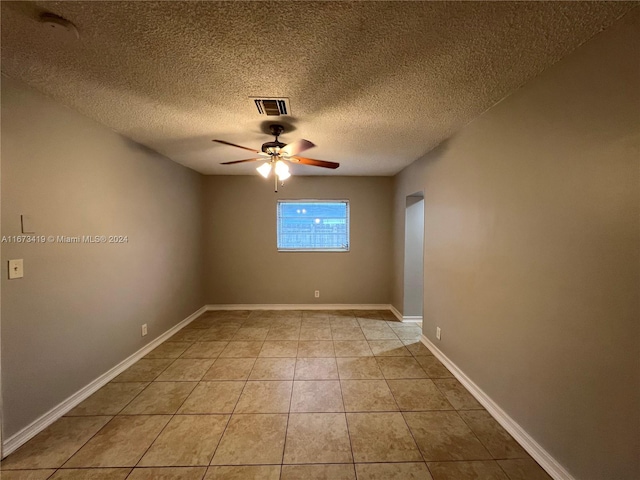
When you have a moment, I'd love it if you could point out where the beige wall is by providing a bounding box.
[1,76,205,437]
[203,175,392,305]
[392,10,639,479]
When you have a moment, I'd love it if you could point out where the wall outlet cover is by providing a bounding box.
[9,259,24,279]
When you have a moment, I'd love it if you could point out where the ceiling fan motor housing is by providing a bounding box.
[262,140,286,154]
[263,124,286,154]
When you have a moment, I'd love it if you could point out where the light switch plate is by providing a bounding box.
[21,214,35,233]
[9,259,24,279]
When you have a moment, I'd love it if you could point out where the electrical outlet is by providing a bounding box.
[8,259,24,279]
[141,324,148,337]
[314,290,320,298]
[436,327,441,340]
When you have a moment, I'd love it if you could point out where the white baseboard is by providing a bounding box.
[205,304,392,311]
[388,305,422,323]
[2,305,207,458]
[389,305,403,321]
[420,334,575,480]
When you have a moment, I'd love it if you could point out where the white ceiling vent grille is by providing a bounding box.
[251,97,290,116]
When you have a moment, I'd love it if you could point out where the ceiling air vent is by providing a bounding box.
[251,97,290,116]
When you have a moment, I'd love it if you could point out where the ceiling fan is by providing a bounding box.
[213,124,339,191]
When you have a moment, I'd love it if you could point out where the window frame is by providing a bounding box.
[276,199,350,253]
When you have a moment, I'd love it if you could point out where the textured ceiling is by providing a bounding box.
[1,1,634,175]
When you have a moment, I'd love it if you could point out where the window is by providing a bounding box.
[277,200,350,252]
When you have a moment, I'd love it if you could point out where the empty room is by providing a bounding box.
[0,2,638,480]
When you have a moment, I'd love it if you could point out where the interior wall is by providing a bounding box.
[203,175,392,305]
[392,10,639,480]
[1,76,205,438]
[403,194,424,317]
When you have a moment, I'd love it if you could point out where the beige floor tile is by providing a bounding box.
[234,381,292,413]
[290,381,344,412]
[387,379,453,411]
[295,358,339,380]
[211,414,288,465]
[188,316,218,328]
[355,462,433,480]
[297,341,335,357]
[341,380,398,412]
[66,382,147,416]
[497,458,553,480]
[205,465,281,480]
[433,379,483,410]
[299,325,333,340]
[404,411,492,461]
[139,415,229,466]
[232,327,269,341]
[333,341,373,357]
[144,342,192,359]
[346,412,421,462]
[0,471,56,480]
[381,311,401,321]
[49,468,131,479]
[361,326,399,340]
[280,464,356,480]
[283,413,353,464]
[203,358,256,380]
[367,340,411,356]
[199,327,240,342]
[389,325,423,340]
[264,310,304,319]
[210,311,250,320]
[178,381,245,414]
[181,342,228,358]
[356,319,384,329]
[302,318,332,327]
[377,357,427,379]
[270,318,303,329]
[219,341,264,358]
[302,310,331,319]
[155,359,215,381]
[127,467,207,480]
[259,341,298,357]
[170,329,205,343]
[243,318,272,329]
[336,357,383,379]
[356,312,385,322]
[111,358,173,382]
[330,315,359,327]
[120,382,196,414]
[249,357,296,380]
[64,415,170,467]
[402,340,433,357]
[459,410,528,459]
[0,416,111,469]
[265,326,300,340]
[331,326,365,340]
[415,356,453,378]
[427,461,509,480]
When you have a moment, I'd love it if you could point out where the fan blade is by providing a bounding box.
[221,158,262,165]
[213,139,259,153]
[290,156,340,169]
[280,139,315,157]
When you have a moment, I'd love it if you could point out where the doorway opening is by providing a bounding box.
[403,193,424,321]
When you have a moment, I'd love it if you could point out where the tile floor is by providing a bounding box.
[1,310,552,480]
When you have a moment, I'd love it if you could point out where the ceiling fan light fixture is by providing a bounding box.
[275,160,289,176]
[257,162,272,178]
[277,170,291,181]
